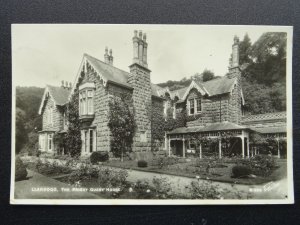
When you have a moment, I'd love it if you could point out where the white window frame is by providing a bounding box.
[79,89,94,116]
[188,98,202,115]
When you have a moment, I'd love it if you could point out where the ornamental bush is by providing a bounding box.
[190,180,222,199]
[90,151,109,164]
[137,160,148,168]
[231,165,252,178]
[15,157,28,181]
[248,154,277,177]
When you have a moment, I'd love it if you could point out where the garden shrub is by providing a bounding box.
[97,167,128,189]
[248,154,277,177]
[15,157,28,181]
[35,159,72,176]
[68,163,97,184]
[90,151,109,164]
[133,179,153,199]
[231,165,252,178]
[189,180,222,199]
[152,177,173,199]
[137,160,148,168]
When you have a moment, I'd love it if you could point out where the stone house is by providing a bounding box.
[38,30,287,158]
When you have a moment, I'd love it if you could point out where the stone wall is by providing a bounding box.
[78,67,111,152]
[42,96,64,131]
[128,63,152,152]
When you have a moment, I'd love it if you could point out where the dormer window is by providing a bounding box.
[188,98,202,115]
[79,82,95,116]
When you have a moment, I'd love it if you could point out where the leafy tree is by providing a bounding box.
[239,33,252,65]
[108,95,135,161]
[15,108,28,154]
[65,90,81,157]
[202,69,215,82]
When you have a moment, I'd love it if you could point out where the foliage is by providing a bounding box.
[90,151,109,164]
[15,108,28,154]
[108,95,135,160]
[68,162,99,184]
[231,165,252,178]
[239,33,252,65]
[248,155,277,177]
[151,101,165,149]
[202,69,215,82]
[133,179,153,199]
[65,89,82,157]
[15,87,44,154]
[152,177,173,199]
[137,160,148,168]
[189,180,222,199]
[53,133,66,155]
[15,157,28,181]
[35,159,72,176]
[97,167,128,189]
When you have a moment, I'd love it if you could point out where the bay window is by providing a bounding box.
[79,82,95,116]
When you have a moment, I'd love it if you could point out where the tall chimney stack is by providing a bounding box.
[132,30,148,68]
[104,46,109,64]
[109,49,113,66]
[231,35,239,68]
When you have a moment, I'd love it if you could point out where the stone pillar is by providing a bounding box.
[218,138,222,159]
[104,47,109,64]
[246,135,250,158]
[182,138,186,158]
[199,143,202,159]
[277,136,280,159]
[241,131,245,158]
[168,138,171,157]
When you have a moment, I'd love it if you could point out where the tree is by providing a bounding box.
[15,107,28,154]
[65,90,82,157]
[202,69,215,82]
[239,33,252,65]
[108,95,135,161]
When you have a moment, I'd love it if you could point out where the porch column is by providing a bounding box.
[246,135,250,158]
[251,147,254,157]
[218,138,222,159]
[168,138,171,157]
[254,147,257,155]
[199,143,202,159]
[182,138,186,158]
[241,131,245,158]
[277,135,280,159]
[164,132,167,150]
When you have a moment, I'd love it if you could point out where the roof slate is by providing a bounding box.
[168,121,249,134]
[195,76,236,96]
[47,85,71,105]
[252,126,286,134]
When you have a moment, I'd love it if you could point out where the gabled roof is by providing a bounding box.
[168,121,249,134]
[195,76,237,96]
[38,85,71,115]
[70,54,164,100]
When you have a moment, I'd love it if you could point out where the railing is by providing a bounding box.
[242,111,286,122]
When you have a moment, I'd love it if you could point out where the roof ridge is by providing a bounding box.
[84,53,132,76]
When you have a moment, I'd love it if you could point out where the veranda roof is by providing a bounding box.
[168,121,249,134]
[252,126,286,134]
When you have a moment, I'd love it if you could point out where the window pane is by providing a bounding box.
[88,98,93,114]
[189,99,194,114]
[197,99,201,112]
[90,130,93,152]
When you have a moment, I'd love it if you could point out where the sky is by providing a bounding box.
[12,24,289,87]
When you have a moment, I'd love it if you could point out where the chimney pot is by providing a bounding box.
[61,80,64,87]
[134,30,138,37]
[109,49,112,56]
[139,30,143,38]
[143,33,147,41]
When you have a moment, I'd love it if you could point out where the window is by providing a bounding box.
[79,89,94,116]
[188,98,202,115]
[48,134,53,151]
[196,99,201,112]
[81,129,96,154]
[39,135,45,150]
[189,99,195,115]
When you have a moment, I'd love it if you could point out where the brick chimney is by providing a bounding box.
[128,30,152,152]
[109,49,113,66]
[228,35,240,78]
[132,30,148,67]
[104,46,109,64]
[61,80,65,88]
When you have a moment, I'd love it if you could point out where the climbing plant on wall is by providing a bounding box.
[108,95,135,161]
[65,89,82,157]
